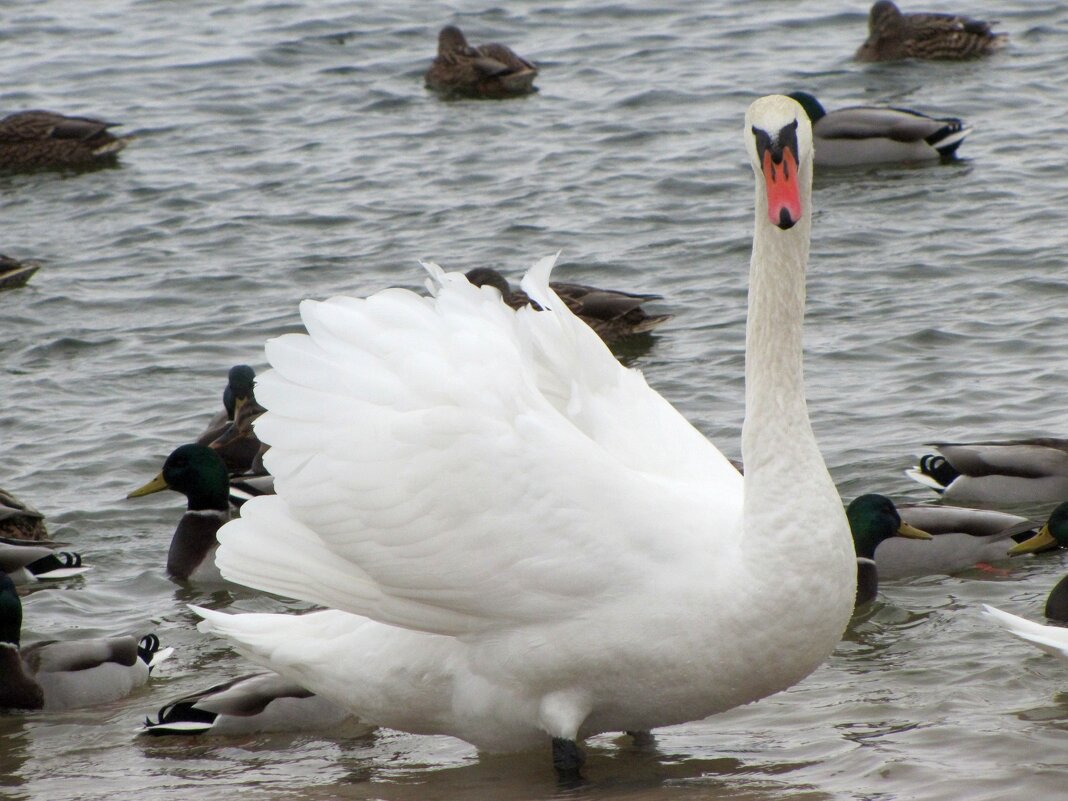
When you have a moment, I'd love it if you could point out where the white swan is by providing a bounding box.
[194,94,856,776]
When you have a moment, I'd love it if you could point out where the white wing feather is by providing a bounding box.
[983,604,1068,664]
[216,256,742,636]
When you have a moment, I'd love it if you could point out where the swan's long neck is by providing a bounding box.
[740,182,841,549]
[742,210,814,473]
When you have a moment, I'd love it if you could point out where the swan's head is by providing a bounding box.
[745,95,813,231]
[1007,501,1068,555]
[846,494,932,560]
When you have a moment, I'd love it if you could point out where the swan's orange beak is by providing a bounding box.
[762,147,802,230]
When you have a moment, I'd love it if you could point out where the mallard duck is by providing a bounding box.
[875,503,1050,579]
[1044,574,1068,623]
[906,439,1068,503]
[0,537,89,586]
[196,365,258,445]
[847,494,933,607]
[193,96,856,778]
[424,25,538,99]
[787,91,970,167]
[0,573,171,710]
[227,473,274,509]
[856,1,1008,61]
[464,267,672,345]
[0,255,41,290]
[1015,504,1068,622]
[0,110,131,172]
[0,488,48,542]
[1002,501,1068,551]
[142,670,356,736]
[195,365,267,476]
[127,444,231,582]
[983,605,1068,665]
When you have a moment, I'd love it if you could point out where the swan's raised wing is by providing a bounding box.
[216,255,742,637]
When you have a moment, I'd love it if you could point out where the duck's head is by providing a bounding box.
[785,92,826,125]
[869,1,903,31]
[465,268,513,298]
[438,25,470,54]
[745,95,813,231]
[127,444,231,512]
[1007,502,1068,555]
[0,573,22,646]
[856,1,904,60]
[223,365,257,420]
[847,494,933,560]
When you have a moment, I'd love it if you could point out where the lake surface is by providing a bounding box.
[3,1,1068,799]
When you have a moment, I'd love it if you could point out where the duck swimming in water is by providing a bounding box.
[856,1,1007,61]
[0,110,130,172]
[424,25,538,99]
[464,267,672,346]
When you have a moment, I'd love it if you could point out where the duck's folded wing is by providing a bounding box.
[818,108,941,143]
[21,636,139,673]
[216,255,741,636]
[0,541,59,572]
[897,505,1035,539]
[934,441,1068,478]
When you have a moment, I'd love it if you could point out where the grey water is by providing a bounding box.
[2,0,1067,798]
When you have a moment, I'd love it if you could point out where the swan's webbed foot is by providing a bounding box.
[626,729,655,747]
[551,736,585,782]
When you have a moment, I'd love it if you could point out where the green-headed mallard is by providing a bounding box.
[464,267,672,346]
[856,1,1008,61]
[142,670,356,736]
[196,365,267,475]
[0,255,42,291]
[0,110,130,172]
[424,25,538,99]
[847,494,933,608]
[786,91,970,167]
[0,537,89,586]
[128,444,230,582]
[0,573,171,710]
[907,439,1068,503]
[986,504,1068,624]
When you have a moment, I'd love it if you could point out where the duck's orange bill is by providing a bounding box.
[763,147,802,230]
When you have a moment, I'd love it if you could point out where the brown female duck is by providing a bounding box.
[0,489,48,542]
[425,25,538,99]
[856,1,1007,61]
[465,267,671,346]
[0,110,130,171]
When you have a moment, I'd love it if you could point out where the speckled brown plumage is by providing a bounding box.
[424,25,538,99]
[0,110,130,171]
[856,1,1007,61]
[0,489,48,542]
[0,255,41,291]
[465,267,672,346]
